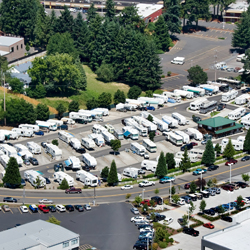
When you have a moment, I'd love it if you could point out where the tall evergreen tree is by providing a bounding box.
[48,10,57,38]
[107,160,118,185]
[154,15,171,52]
[241,49,250,84]
[2,157,21,186]
[155,151,167,178]
[202,140,215,166]
[36,103,49,121]
[68,100,79,112]
[165,153,176,170]
[244,128,250,153]
[75,58,87,90]
[87,3,97,23]
[223,138,235,159]
[180,148,191,172]
[55,6,74,33]
[105,0,116,20]
[114,89,126,104]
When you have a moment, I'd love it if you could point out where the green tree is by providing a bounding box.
[155,188,160,195]
[127,85,142,99]
[110,139,121,153]
[68,101,79,113]
[147,114,154,122]
[86,97,99,110]
[149,199,155,207]
[223,138,235,159]
[217,205,225,217]
[26,84,47,99]
[101,166,109,178]
[149,131,155,142]
[244,126,250,153]
[9,78,24,94]
[134,196,142,207]
[165,153,176,170]
[242,173,250,183]
[155,227,168,242]
[74,58,87,91]
[36,103,50,121]
[180,148,191,172]
[181,214,188,227]
[214,143,222,155]
[96,63,115,82]
[52,139,59,146]
[202,140,215,166]
[2,157,21,187]
[56,103,67,119]
[155,151,167,178]
[154,15,171,52]
[34,176,42,189]
[171,186,176,195]
[98,92,112,108]
[188,201,196,216]
[107,160,118,186]
[207,179,213,187]
[171,194,180,204]
[55,6,74,34]
[114,89,126,105]
[190,181,197,193]
[87,3,97,23]
[236,195,245,210]
[199,199,206,213]
[142,203,149,214]
[145,90,153,97]
[187,65,208,86]
[59,178,69,190]
[46,216,61,225]
[105,0,116,20]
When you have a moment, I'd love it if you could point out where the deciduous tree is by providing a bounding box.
[187,65,208,86]
[110,139,121,153]
[9,78,24,94]
[46,216,61,225]
[190,181,197,193]
[59,178,69,190]
[98,92,112,108]
[127,86,142,99]
[56,103,67,119]
[96,63,115,82]
[199,199,206,213]
[134,196,142,206]
[86,97,99,110]
[242,173,250,183]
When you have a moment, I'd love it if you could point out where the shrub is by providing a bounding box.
[52,139,58,146]
[0,183,4,187]
[156,49,165,54]
[143,174,155,179]
[167,71,172,76]
[84,185,88,189]
[121,178,135,182]
[161,75,165,78]
[152,243,158,250]
[191,161,202,167]
[216,156,223,160]
[168,168,180,173]
[153,222,166,229]
[177,228,183,232]
[159,242,167,248]
[218,37,225,40]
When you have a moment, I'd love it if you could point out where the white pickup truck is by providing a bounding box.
[139,180,155,187]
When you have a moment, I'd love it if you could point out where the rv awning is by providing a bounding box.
[123,131,130,136]
[187,89,200,94]
[64,160,72,167]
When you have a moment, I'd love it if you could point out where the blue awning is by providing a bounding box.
[64,160,71,167]
[124,131,130,136]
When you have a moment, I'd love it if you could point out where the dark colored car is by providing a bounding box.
[183,227,199,236]
[193,116,201,122]
[221,216,233,222]
[75,119,87,124]
[29,157,39,165]
[184,183,190,189]
[217,103,226,111]
[177,218,185,226]
[47,206,56,212]
[155,214,166,221]
[82,166,91,172]
[181,143,193,151]
[207,165,219,171]
[146,106,155,111]
[204,209,215,216]
[41,142,47,148]
[74,205,84,212]
[58,125,68,130]
[151,196,162,205]
[137,224,153,230]
[21,178,26,186]
[65,205,75,212]
[75,148,86,154]
[44,177,51,184]
[65,187,82,194]
[221,185,234,191]
[35,131,44,136]
[133,240,148,249]
[242,87,250,93]
[235,181,249,188]
[241,156,250,161]
[3,197,17,203]
[225,159,237,166]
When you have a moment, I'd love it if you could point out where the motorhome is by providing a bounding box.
[125,99,144,107]
[128,118,148,136]
[153,94,168,103]
[76,170,98,187]
[116,103,125,111]
[122,126,139,140]
[162,92,181,103]
[182,86,205,96]
[12,128,34,137]
[114,129,124,140]
[199,100,217,114]
[0,155,9,168]
[142,139,157,153]
[235,94,250,105]
[26,142,41,154]
[88,134,105,147]
[171,57,185,65]
[215,62,227,69]
[208,81,229,92]
[81,137,96,149]
[228,107,246,120]
[237,136,245,143]
[0,144,22,164]
[82,153,97,169]
[61,118,75,125]
[24,170,46,188]
[15,144,33,159]
[45,144,62,160]
[47,119,63,127]
[162,116,178,128]
[69,112,89,122]
[172,112,187,125]
[92,108,109,116]
[221,138,243,151]
[19,124,39,132]
[175,151,198,162]
[165,131,183,146]
[189,149,204,159]
[189,98,207,111]
[92,124,107,134]
[0,130,18,140]
[36,120,57,131]
[64,156,81,169]
[138,97,163,106]
[102,130,115,144]
[69,138,81,149]
[123,167,139,178]
[58,131,74,144]
[53,171,74,186]
[175,131,190,144]
[104,124,115,134]
[141,160,157,172]
[124,103,137,111]
[0,132,5,142]
[174,89,194,99]
[185,128,203,140]
[130,142,146,156]
[77,110,93,122]
[79,110,102,119]
[221,90,238,102]
[218,77,242,88]
[199,84,219,94]
[153,118,169,132]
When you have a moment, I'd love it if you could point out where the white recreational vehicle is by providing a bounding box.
[182,86,205,96]
[141,160,157,172]
[171,57,185,65]
[142,139,157,153]
[185,128,203,140]
[0,132,5,142]
[162,116,178,128]
[102,130,115,144]
[199,84,219,94]
[0,155,9,169]
[122,126,139,140]
[124,118,148,137]
[162,92,181,102]
[24,170,46,188]
[15,144,33,159]
[77,110,93,122]
[235,94,250,105]
[69,112,90,122]
[58,131,74,144]
[47,119,63,127]
[189,149,204,159]
[19,124,39,132]
[221,90,238,102]
[88,134,105,147]
[123,167,139,178]
[221,138,243,151]
[140,112,169,131]
[82,153,97,169]
[70,138,81,149]
[138,96,164,106]
[53,171,74,186]
[114,129,124,140]
[12,128,33,137]
[172,112,188,125]
[26,142,41,154]
[228,107,246,120]
[64,156,81,169]
[45,144,62,160]
[153,94,168,103]
[104,124,115,134]
[92,108,109,116]
[76,170,98,187]
[36,120,57,131]
[199,100,217,114]
[0,130,18,140]
[132,116,157,131]
[174,89,194,99]
[92,124,107,134]
[165,131,183,146]
[237,136,245,143]
[175,130,190,144]
[241,114,250,129]
[116,103,125,111]
[130,142,146,156]
[189,98,207,111]
[61,118,75,125]
[0,144,23,165]
[81,137,96,149]
[175,151,198,163]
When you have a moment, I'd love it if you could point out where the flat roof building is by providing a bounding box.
[223,1,249,23]
[136,3,163,23]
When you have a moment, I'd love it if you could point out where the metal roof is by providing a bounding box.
[136,3,163,18]
[0,220,79,250]
[214,123,243,134]
[197,116,235,128]
[0,36,23,46]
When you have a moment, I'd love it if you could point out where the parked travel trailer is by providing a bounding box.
[19,124,39,132]
[61,118,75,125]
[199,84,219,94]
[153,94,168,103]
[174,158,182,168]
[237,136,245,143]
[114,129,124,140]
[221,90,238,102]
[58,131,74,144]
[53,171,74,186]
[241,114,250,129]
[174,89,194,99]
[124,103,137,111]
[116,103,125,111]
[123,167,139,178]
[138,97,164,106]
[0,144,22,164]
[130,142,146,156]
[104,124,115,134]
[236,54,246,62]
[171,57,185,65]
[175,131,190,144]
[92,124,107,134]
[64,156,81,169]
[235,94,250,105]
[24,170,46,188]
[76,111,93,122]
[228,107,246,120]
[162,92,181,102]
[142,139,157,153]
[141,160,157,172]
[81,137,96,149]
[12,128,33,137]
[165,131,183,146]
[189,98,207,111]
[189,149,204,159]
[208,81,229,92]
[15,144,33,159]
[175,151,198,162]
[69,112,89,122]
[182,86,205,96]
[185,128,203,140]
[0,132,5,142]
[0,130,18,140]
[0,155,9,168]
[122,126,139,140]
[172,112,187,125]
[92,108,109,116]
[47,119,63,127]
[162,116,178,128]
[102,130,115,144]
[45,144,62,160]
[36,120,57,131]
[153,118,169,132]
[199,100,217,114]
[76,170,98,187]
[82,153,97,169]
[26,141,41,154]
[125,99,144,107]
[88,134,105,147]
[221,138,243,151]
[70,138,81,149]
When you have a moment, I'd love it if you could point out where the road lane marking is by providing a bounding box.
[18,207,21,214]
[10,209,13,214]
[185,46,221,61]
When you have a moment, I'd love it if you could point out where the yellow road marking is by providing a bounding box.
[10,208,13,214]
[28,210,32,214]
[186,46,221,61]
[18,207,21,214]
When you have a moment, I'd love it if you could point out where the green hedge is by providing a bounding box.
[168,168,180,174]
[121,178,135,182]
[191,161,202,167]
[143,174,155,179]
[153,222,166,229]
[216,156,223,160]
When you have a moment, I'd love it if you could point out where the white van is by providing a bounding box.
[171,57,185,65]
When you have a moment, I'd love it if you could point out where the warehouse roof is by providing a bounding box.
[136,3,163,18]
[197,116,235,128]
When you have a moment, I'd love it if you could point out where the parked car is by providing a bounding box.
[29,157,39,165]
[2,205,10,212]
[203,223,214,229]
[75,148,86,154]
[207,165,219,171]
[138,169,146,174]
[47,206,56,212]
[138,224,153,230]
[35,131,44,136]
[56,204,66,212]
[121,185,133,190]
[225,159,237,166]
[135,221,149,226]
[193,168,207,175]
[228,183,239,190]
[144,152,149,159]
[241,156,250,161]
[181,143,193,151]
[217,103,226,111]
[133,240,148,250]
[184,183,190,189]
[39,199,53,204]
[177,218,185,226]
[190,142,198,146]
[243,197,250,204]
[235,181,249,188]
[131,207,139,215]
[74,205,84,212]
[21,178,26,186]
[58,125,68,130]
[131,216,147,223]
[29,204,38,213]
[151,196,163,205]
[229,202,237,208]
[204,209,215,216]
[3,197,17,203]
[23,159,30,165]
[146,106,155,111]
[155,214,166,222]
[38,204,50,213]
[44,177,51,184]
[201,140,208,145]
[211,187,221,194]
[183,227,199,236]
[221,185,234,191]
[221,216,232,222]
[84,204,91,211]
[65,205,75,212]
[181,196,192,204]
[242,87,250,93]
[20,205,28,213]
[65,187,82,194]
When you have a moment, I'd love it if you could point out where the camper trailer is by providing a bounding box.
[153,94,168,103]
[123,167,139,178]
[92,108,109,116]
[0,144,22,164]
[130,142,146,156]
[175,131,190,144]
[138,97,163,106]
[82,153,97,169]
[81,137,96,149]
[162,92,181,102]
[64,156,81,169]
[165,131,183,146]
[61,118,75,125]
[174,89,194,99]
[141,160,157,172]
[15,144,33,159]
[189,98,208,111]
[172,112,188,125]
[12,128,33,137]
[228,107,246,120]
[0,132,5,142]
[104,124,115,134]
[114,129,124,140]
[122,126,139,140]
[235,94,250,105]
[53,171,74,186]
[88,134,105,147]
[162,116,178,128]
[24,170,46,188]
[124,118,148,136]
[92,124,107,134]
[0,155,9,169]
[185,128,203,140]
[142,139,157,153]
[77,110,93,122]
[189,149,204,159]
[36,120,57,131]
[102,131,115,144]
[47,119,63,127]
[199,84,219,94]
[182,86,205,96]
[26,142,41,154]
[199,100,217,114]
[19,124,39,132]
[116,103,125,111]
[76,170,98,187]
[175,151,198,163]
[58,131,74,144]
[45,144,62,160]
[153,118,169,132]
[132,116,157,131]
[69,112,89,123]
[221,90,238,102]
[0,130,18,140]
[69,138,81,150]
[221,138,243,151]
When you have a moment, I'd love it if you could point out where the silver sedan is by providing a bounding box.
[38,199,53,204]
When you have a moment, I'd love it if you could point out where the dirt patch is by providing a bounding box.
[163,73,179,78]
[0,126,14,130]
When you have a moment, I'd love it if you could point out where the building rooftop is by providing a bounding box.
[0,220,79,250]
[136,3,163,18]
[226,1,249,12]
[0,36,23,46]
[0,50,9,56]
[197,116,235,127]
[14,61,32,73]
[215,123,243,134]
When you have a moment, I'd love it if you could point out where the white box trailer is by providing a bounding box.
[153,118,169,132]
[76,170,98,187]
[24,170,46,188]
[125,99,143,106]
[153,94,168,103]
[122,126,139,140]
[92,108,109,116]
[221,138,243,151]
[182,86,205,96]
[58,131,74,144]
[26,142,41,154]
[174,89,194,99]
[64,156,81,169]
[69,112,89,121]
[123,167,139,178]
[130,142,146,156]
[221,90,238,102]
[228,107,246,120]
[124,103,137,111]
[185,128,203,140]
[61,117,75,125]
[19,124,39,132]
[81,137,96,149]
[102,130,115,144]
[133,116,157,131]
[162,116,178,128]
[114,129,124,140]
[189,98,207,110]
[45,144,62,160]
[70,138,81,149]
[235,94,250,105]
[142,139,157,153]
[162,92,181,102]
[175,130,190,144]
[12,128,33,137]
[237,136,245,143]
[53,171,74,186]
[165,131,183,146]
[0,155,9,168]
[92,124,107,134]
[82,153,97,168]
[241,113,250,122]
[172,112,187,125]
[199,84,219,94]
[141,160,157,172]
[0,144,22,164]
[36,120,57,131]
[88,134,105,147]
[138,97,163,105]
[47,119,63,127]
[175,151,198,162]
